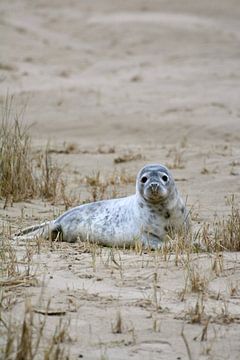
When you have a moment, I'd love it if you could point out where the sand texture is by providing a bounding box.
[0,0,240,359]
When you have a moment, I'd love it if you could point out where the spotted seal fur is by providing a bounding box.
[14,164,190,249]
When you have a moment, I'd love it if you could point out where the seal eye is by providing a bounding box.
[162,174,169,182]
[141,176,148,184]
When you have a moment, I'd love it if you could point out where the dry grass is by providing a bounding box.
[47,142,78,155]
[0,300,70,360]
[0,230,42,288]
[35,145,63,203]
[186,264,209,293]
[111,311,124,334]
[0,225,70,359]
[184,293,207,324]
[114,152,143,164]
[97,145,115,154]
[0,96,69,206]
[85,171,108,202]
[166,146,185,169]
[1,201,240,358]
[213,196,240,251]
[186,196,240,254]
[0,96,35,206]
[84,170,135,202]
[1,96,240,359]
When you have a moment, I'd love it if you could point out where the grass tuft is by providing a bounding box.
[0,96,68,206]
[36,145,63,202]
[0,96,35,206]
[214,196,240,251]
[0,300,70,360]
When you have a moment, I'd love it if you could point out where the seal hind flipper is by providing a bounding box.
[13,221,52,241]
[50,223,63,241]
[14,223,47,236]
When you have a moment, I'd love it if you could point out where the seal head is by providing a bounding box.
[136,164,176,204]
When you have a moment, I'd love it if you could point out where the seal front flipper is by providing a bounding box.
[142,232,163,250]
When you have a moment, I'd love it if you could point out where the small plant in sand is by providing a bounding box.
[59,178,80,210]
[84,169,135,202]
[1,224,71,359]
[0,236,19,280]
[35,145,63,203]
[192,197,240,253]
[191,267,209,293]
[152,314,160,332]
[179,256,210,301]
[166,146,185,169]
[213,196,240,251]
[185,293,207,324]
[114,152,143,164]
[0,96,35,206]
[181,326,193,360]
[0,96,70,206]
[187,264,209,294]
[85,171,108,202]
[0,300,70,360]
[228,281,239,297]
[211,252,224,277]
[162,224,194,266]
[152,272,161,311]
[0,231,40,289]
[47,142,78,155]
[111,310,124,334]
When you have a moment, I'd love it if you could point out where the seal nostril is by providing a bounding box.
[150,183,159,191]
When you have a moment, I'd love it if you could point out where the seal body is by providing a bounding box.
[15,164,190,249]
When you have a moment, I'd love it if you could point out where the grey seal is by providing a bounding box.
[14,164,190,249]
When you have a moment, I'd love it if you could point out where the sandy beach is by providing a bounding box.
[1,0,240,359]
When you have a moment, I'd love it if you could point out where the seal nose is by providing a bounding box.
[150,182,160,192]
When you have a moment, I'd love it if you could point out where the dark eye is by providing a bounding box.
[141,176,148,184]
[162,174,169,182]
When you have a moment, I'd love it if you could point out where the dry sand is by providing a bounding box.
[1,0,240,359]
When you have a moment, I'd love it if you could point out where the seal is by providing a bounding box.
[14,164,190,249]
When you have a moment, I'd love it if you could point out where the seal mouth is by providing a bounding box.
[143,183,168,203]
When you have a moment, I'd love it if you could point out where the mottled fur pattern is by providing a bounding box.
[14,164,190,249]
